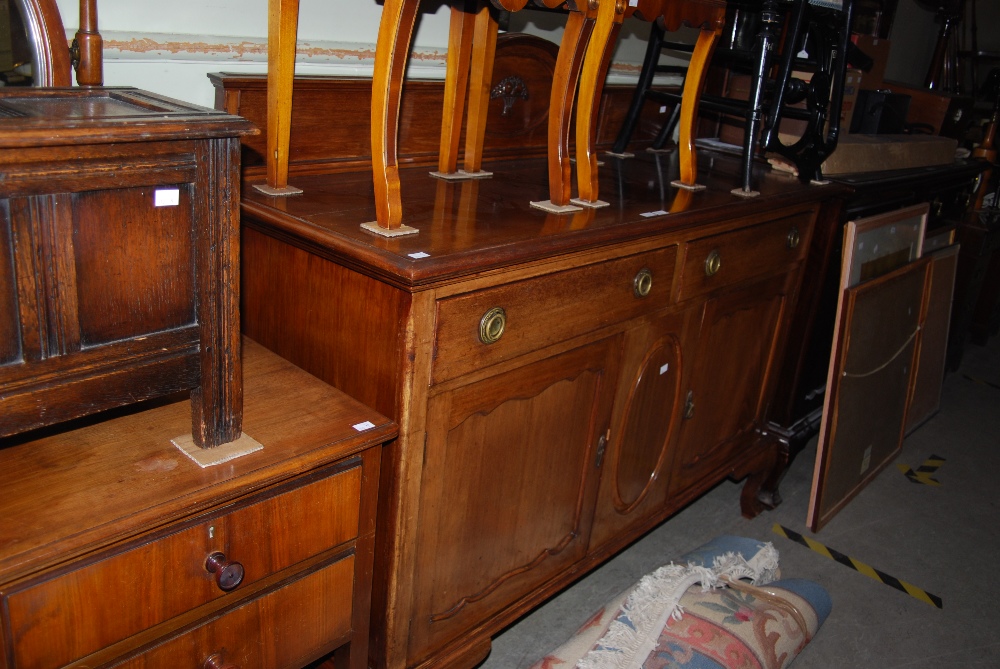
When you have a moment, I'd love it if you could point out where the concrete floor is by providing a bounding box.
[479,332,1000,668]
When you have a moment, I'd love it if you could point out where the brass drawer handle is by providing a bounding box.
[704,250,721,277]
[205,552,245,592]
[786,226,801,249]
[633,268,653,298]
[479,307,507,345]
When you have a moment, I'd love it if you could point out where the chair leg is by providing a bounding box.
[365,0,421,235]
[732,0,782,197]
[461,3,499,177]
[531,8,594,213]
[671,25,720,191]
[610,21,666,156]
[256,0,303,197]
[435,1,477,177]
[574,0,623,206]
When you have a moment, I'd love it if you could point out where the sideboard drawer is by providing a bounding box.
[111,554,356,669]
[433,246,677,383]
[4,464,362,669]
[677,213,813,302]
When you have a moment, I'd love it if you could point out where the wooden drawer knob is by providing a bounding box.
[479,307,507,345]
[633,268,653,298]
[704,250,721,277]
[204,653,239,669]
[205,552,245,592]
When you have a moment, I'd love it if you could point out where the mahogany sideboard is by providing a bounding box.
[0,339,396,669]
[0,88,255,448]
[237,147,844,668]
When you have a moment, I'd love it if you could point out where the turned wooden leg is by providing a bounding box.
[572,0,623,208]
[434,1,477,177]
[366,0,421,236]
[671,25,719,192]
[461,2,499,177]
[257,0,303,197]
[530,8,594,213]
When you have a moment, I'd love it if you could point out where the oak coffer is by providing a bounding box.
[0,88,255,446]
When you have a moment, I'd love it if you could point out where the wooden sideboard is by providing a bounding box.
[0,339,396,669]
[236,147,845,668]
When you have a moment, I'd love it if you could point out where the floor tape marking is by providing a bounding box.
[772,524,943,608]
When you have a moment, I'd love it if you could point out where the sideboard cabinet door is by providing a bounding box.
[589,310,693,550]
[669,274,789,495]
[405,336,620,663]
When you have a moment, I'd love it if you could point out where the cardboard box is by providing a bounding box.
[851,34,891,90]
[821,134,958,175]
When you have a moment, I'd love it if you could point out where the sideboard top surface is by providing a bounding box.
[241,151,848,289]
[0,87,257,147]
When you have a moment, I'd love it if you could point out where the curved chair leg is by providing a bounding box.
[671,24,719,192]
[573,0,623,207]
[365,0,421,236]
[530,8,594,213]
[256,0,303,196]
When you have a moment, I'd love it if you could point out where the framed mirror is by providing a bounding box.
[7,0,72,86]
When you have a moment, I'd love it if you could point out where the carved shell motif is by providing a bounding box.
[490,75,529,116]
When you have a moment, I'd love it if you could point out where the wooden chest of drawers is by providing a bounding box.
[0,88,255,447]
[0,339,396,669]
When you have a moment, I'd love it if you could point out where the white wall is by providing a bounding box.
[52,0,659,110]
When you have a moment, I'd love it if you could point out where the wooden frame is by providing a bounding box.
[14,0,102,86]
[808,203,930,531]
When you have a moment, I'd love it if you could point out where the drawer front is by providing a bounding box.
[677,213,812,302]
[4,465,362,669]
[113,554,355,669]
[433,246,677,383]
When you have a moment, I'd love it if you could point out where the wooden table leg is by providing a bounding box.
[255,0,303,197]
[530,7,594,214]
[365,0,421,236]
[572,0,623,208]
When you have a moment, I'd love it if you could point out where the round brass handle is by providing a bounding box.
[204,653,239,669]
[205,552,244,592]
[633,268,653,298]
[704,250,721,277]
[786,226,801,249]
[479,307,507,345]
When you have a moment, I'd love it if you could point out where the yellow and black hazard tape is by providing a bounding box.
[772,524,942,609]
[896,454,945,486]
[964,374,1000,391]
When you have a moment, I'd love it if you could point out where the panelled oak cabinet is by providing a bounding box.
[239,153,843,669]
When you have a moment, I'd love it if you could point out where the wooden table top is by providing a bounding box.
[241,151,846,288]
[0,339,396,584]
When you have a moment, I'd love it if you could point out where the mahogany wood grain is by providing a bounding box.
[5,467,362,668]
[114,556,356,669]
